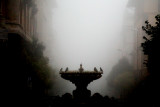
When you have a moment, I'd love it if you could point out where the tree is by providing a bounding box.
[129,14,160,106]
[20,36,54,97]
[107,57,137,98]
[141,14,160,75]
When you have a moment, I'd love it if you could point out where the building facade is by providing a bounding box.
[0,0,38,103]
[0,0,37,42]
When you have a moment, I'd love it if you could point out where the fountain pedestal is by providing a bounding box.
[73,83,91,100]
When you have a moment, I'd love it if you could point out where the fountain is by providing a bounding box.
[59,64,103,100]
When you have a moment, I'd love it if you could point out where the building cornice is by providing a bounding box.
[5,21,32,42]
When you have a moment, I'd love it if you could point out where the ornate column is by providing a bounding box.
[5,0,20,24]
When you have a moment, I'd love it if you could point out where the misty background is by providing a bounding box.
[34,0,149,97]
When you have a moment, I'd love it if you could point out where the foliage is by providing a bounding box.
[107,57,137,98]
[127,14,160,106]
[21,36,54,95]
[141,14,160,75]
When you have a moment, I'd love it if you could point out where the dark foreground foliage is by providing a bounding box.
[127,14,160,107]
[1,35,54,106]
[20,93,126,107]
[141,14,160,75]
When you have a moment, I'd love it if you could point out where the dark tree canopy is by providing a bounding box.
[23,36,54,92]
[107,57,136,98]
[141,14,160,75]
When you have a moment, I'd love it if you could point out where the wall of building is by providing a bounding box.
[0,0,37,41]
[0,0,39,103]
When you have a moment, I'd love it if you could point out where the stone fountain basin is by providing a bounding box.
[60,72,102,84]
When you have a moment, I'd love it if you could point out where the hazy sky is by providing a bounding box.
[51,0,128,69]
[37,0,130,96]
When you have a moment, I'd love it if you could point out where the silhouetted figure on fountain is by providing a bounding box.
[94,67,98,72]
[65,67,68,72]
[79,64,84,72]
[100,67,103,72]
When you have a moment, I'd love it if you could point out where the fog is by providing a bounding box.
[36,0,138,97]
